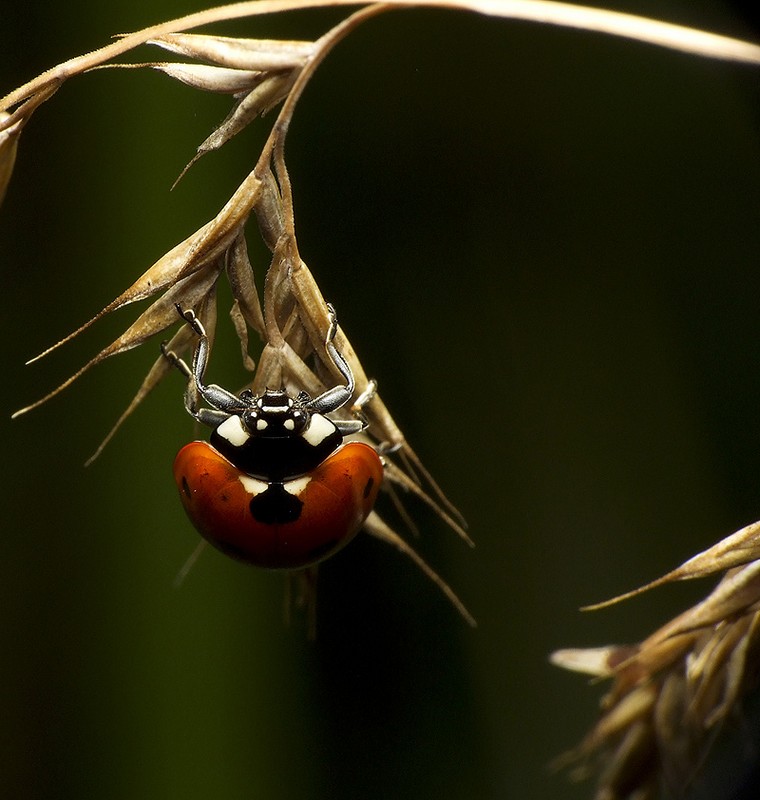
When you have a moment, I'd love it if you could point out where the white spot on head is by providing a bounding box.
[284,419,295,431]
[239,474,269,496]
[283,475,312,496]
[256,418,268,431]
[216,415,250,447]
[303,413,336,447]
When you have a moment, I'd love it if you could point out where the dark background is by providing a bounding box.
[3,1,760,798]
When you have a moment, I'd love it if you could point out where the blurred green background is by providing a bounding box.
[3,1,760,798]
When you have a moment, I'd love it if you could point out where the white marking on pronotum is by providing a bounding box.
[256,419,268,431]
[261,397,293,413]
[303,413,335,447]
[284,419,295,431]
[239,475,269,496]
[283,476,312,496]
[217,415,250,446]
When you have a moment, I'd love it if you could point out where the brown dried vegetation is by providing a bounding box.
[4,1,760,795]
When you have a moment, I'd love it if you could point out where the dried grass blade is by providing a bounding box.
[84,292,218,465]
[14,263,222,418]
[85,346,175,466]
[643,562,760,647]
[173,540,209,588]
[398,441,469,530]
[364,512,476,626]
[383,480,422,539]
[175,72,297,185]
[583,520,760,611]
[383,458,474,546]
[25,201,249,367]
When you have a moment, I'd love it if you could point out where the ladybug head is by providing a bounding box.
[239,388,310,438]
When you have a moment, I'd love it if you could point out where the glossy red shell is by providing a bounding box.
[173,440,383,570]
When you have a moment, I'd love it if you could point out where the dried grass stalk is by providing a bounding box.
[3,4,760,630]
[3,1,478,624]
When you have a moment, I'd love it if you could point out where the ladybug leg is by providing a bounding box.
[160,338,194,398]
[311,305,379,436]
[174,305,247,417]
[308,303,356,415]
[332,378,377,435]
[333,418,365,435]
[161,340,229,428]
[160,339,192,381]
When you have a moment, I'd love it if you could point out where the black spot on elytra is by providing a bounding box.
[249,484,304,525]
[181,476,191,498]
[363,476,375,499]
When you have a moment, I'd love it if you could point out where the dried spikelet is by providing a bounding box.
[147,33,314,72]
[5,4,479,627]
[553,522,760,798]
[108,61,267,94]
[175,71,298,182]
[6,3,760,631]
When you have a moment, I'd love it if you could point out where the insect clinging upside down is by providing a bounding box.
[161,303,384,571]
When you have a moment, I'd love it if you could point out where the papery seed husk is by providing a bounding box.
[150,62,265,94]
[252,169,286,250]
[203,73,296,152]
[149,33,314,71]
[176,73,297,182]
[227,233,266,338]
[550,646,618,677]
[0,113,20,206]
[598,721,656,799]
[230,300,257,372]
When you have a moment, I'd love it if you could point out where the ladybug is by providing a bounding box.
[162,304,383,570]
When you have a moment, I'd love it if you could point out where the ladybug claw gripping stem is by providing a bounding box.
[325,302,339,344]
[175,303,205,337]
[352,379,377,413]
[160,340,192,381]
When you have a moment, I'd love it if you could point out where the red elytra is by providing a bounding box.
[174,440,383,570]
